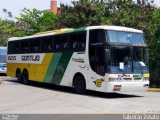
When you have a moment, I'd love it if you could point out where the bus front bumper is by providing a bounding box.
[105,81,149,92]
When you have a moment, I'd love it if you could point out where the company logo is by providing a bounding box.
[93,79,104,87]
[133,74,142,78]
[21,55,40,61]
[118,74,130,78]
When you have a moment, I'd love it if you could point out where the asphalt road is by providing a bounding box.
[0,77,160,114]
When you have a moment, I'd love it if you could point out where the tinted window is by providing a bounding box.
[40,37,52,52]
[54,36,61,51]
[89,29,106,44]
[70,32,86,51]
[21,41,30,52]
[61,36,70,51]
[8,31,86,54]
[30,39,40,52]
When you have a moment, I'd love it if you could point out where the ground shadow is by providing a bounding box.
[4,79,143,99]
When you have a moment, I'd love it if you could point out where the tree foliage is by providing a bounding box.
[16,8,57,34]
[57,0,106,28]
[0,18,15,46]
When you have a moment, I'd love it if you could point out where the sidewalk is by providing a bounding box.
[0,79,3,84]
[148,88,160,92]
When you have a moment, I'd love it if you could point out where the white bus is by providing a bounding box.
[0,46,7,74]
[7,26,149,93]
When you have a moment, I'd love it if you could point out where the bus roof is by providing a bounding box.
[86,25,143,33]
[8,25,143,41]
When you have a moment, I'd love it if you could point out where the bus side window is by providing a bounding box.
[54,36,61,51]
[40,37,52,52]
[70,32,86,51]
[21,41,29,53]
[89,29,105,43]
[73,41,77,49]
[30,39,40,53]
[70,34,77,50]
[61,36,69,51]
[9,42,16,54]
[77,33,86,50]
[15,42,21,53]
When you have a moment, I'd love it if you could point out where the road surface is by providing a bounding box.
[0,77,160,114]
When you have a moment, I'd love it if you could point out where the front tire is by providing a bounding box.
[73,75,86,94]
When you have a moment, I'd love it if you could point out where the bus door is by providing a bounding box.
[89,45,106,89]
[94,46,106,76]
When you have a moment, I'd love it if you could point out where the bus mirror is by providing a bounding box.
[119,62,124,69]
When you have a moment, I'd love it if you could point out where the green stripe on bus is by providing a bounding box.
[44,53,62,83]
[50,52,73,85]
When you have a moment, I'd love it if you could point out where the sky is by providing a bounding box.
[0,0,160,20]
[0,0,72,20]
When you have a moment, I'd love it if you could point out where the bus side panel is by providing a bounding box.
[7,63,24,77]
[59,52,85,87]
[7,53,53,82]
[43,53,62,83]
[29,53,53,82]
[43,52,73,85]
[58,52,104,91]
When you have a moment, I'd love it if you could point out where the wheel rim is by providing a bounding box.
[74,76,86,93]
[77,80,85,90]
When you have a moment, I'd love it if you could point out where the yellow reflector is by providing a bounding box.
[143,74,149,78]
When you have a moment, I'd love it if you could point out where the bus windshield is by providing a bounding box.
[107,30,145,44]
[108,46,148,74]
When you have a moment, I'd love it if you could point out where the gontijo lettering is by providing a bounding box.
[21,55,40,61]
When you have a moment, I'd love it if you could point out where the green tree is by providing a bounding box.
[57,0,106,28]
[0,18,16,46]
[16,8,57,34]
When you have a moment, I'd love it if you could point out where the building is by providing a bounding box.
[50,0,61,15]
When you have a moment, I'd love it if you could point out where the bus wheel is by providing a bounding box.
[16,69,22,83]
[22,70,29,85]
[73,75,86,94]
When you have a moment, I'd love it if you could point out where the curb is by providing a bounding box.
[148,88,160,92]
[0,80,3,85]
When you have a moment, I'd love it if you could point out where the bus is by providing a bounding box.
[7,26,149,93]
[0,46,7,74]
